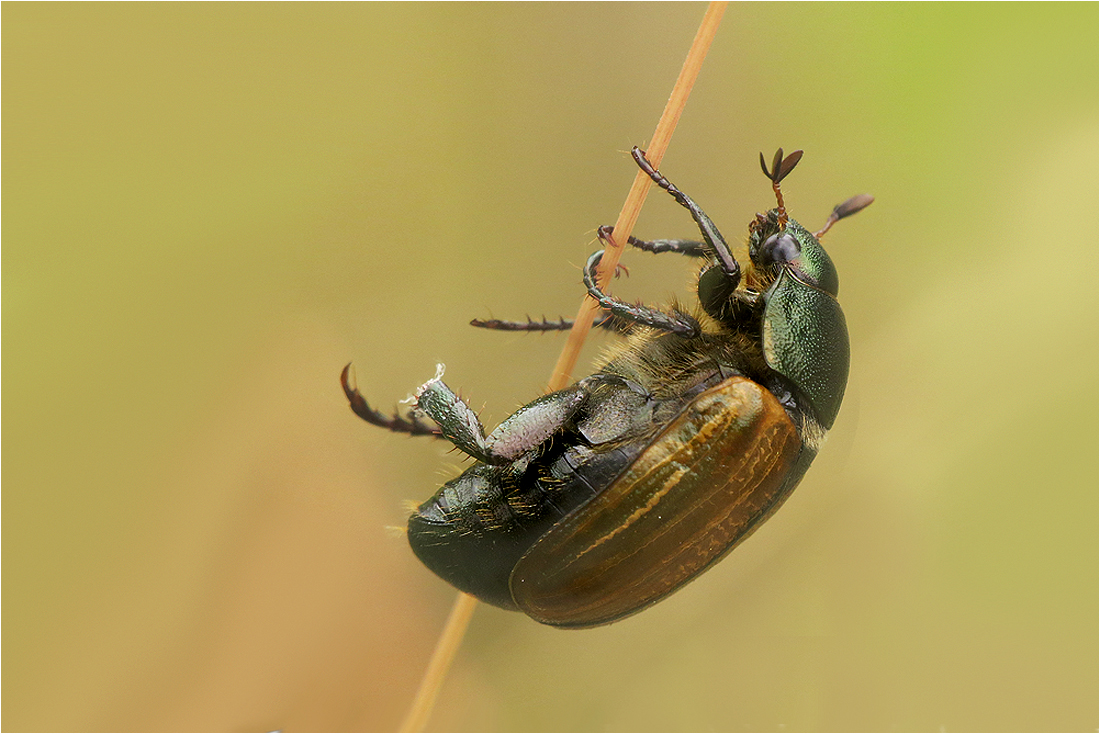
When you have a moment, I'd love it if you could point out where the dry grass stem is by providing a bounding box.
[396,3,727,730]
[548,1,727,391]
[397,592,479,732]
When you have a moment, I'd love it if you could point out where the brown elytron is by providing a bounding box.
[510,376,801,627]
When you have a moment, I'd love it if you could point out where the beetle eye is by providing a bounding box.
[762,233,801,265]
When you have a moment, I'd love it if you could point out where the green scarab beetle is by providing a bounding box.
[342,147,872,627]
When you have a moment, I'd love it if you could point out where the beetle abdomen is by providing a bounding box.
[407,438,648,610]
[407,463,528,609]
[509,376,802,628]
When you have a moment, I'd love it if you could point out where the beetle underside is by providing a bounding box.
[343,148,870,626]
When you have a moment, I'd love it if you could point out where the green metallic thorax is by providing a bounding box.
[749,214,850,429]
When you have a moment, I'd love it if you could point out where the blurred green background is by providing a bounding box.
[4,3,1096,731]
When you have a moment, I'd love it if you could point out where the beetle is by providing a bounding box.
[342,147,871,628]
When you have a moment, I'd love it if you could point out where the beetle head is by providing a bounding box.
[750,214,840,297]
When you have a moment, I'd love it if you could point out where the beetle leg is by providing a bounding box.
[484,387,587,459]
[596,224,707,258]
[631,148,741,281]
[470,313,622,333]
[410,365,588,464]
[340,364,443,437]
[407,365,495,461]
[583,250,700,336]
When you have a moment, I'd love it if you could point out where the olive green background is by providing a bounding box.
[5,3,1097,731]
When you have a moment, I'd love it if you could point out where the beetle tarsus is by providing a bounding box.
[471,314,621,333]
[340,363,442,437]
[597,224,708,258]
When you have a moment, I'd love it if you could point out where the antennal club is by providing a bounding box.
[814,193,875,239]
[759,148,803,230]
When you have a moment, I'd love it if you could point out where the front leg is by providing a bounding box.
[410,365,587,465]
[631,147,740,281]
